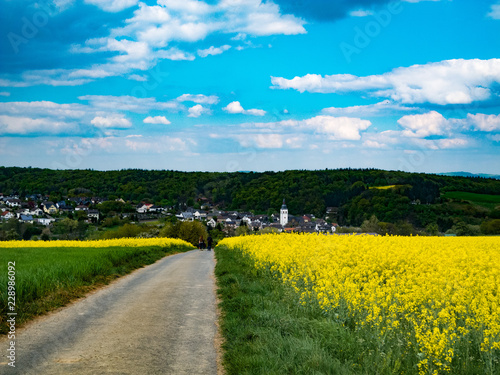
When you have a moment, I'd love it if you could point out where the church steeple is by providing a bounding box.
[280,198,288,226]
[281,198,287,209]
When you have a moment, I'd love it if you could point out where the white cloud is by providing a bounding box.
[224,101,244,113]
[125,135,194,153]
[128,74,148,81]
[233,133,303,149]
[397,111,451,138]
[2,0,306,87]
[84,0,138,12]
[252,115,372,140]
[219,0,306,36]
[362,140,387,149]
[78,95,181,113]
[177,94,219,105]
[0,115,78,135]
[490,134,500,142]
[156,47,196,61]
[322,100,417,117]
[301,116,372,140]
[143,116,171,125]
[158,0,212,15]
[487,4,500,19]
[349,9,374,17]
[467,113,500,132]
[91,115,132,128]
[271,59,500,105]
[437,138,470,149]
[0,92,10,97]
[188,104,211,117]
[0,101,87,118]
[223,101,266,116]
[198,45,231,58]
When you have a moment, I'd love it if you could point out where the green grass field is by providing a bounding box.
[442,191,500,210]
[0,243,191,334]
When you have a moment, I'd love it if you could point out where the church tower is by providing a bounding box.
[280,199,288,226]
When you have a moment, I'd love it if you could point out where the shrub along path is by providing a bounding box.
[0,250,218,375]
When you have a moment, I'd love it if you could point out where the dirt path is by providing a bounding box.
[0,250,218,375]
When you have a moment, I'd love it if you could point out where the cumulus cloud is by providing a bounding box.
[188,104,211,117]
[143,116,171,124]
[467,113,500,132]
[250,116,371,140]
[91,114,132,128]
[271,59,500,105]
[223,101,266,116]
[2,0,305,87]
[255,115,371,140]
[301,116,371,140]
[397,111,500,138]
[397,111,451,138]
[198,45,231,58]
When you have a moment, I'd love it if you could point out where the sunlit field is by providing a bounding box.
[218,234,500,374]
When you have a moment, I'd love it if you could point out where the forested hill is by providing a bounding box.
[1,167,499,230]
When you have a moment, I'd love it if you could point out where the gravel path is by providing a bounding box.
[0,250,218,375]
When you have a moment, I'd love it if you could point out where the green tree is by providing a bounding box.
[361,215,381,234]
[425,223,440,236]
[480,219,500,235]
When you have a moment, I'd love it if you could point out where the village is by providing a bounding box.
[0,193,338,238]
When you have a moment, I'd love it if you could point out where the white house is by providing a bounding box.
[137,203,153,213]
[5,199,21,208]
[1,211,15,220]
[30,208,44,216]
[36,217,55,226]
[19,214,34,224]
[194,210,207,220]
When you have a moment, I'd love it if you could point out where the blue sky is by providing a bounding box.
[1,0,499,173]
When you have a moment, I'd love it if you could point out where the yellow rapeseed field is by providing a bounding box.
[218,234,500,374]
[0,237,192,248]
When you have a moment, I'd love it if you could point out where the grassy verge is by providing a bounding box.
[215,245,414,375]
[0,244,192,334]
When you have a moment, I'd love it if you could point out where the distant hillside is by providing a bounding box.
[1,166,499,233]
[439,172,500,180]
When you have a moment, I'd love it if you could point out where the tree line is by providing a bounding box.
[1,166,499,234]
